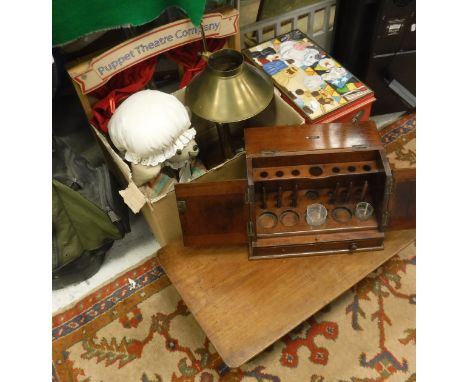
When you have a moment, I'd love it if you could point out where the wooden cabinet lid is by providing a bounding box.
[175,180,249,246]
[245,121,382,155]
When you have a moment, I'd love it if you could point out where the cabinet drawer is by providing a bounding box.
[250,233,384,260]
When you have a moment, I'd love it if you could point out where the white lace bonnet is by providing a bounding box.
[108,89,196,166]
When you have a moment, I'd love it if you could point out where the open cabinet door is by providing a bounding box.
[175,180,249,246]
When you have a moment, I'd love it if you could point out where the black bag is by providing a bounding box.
[52,136,130,289]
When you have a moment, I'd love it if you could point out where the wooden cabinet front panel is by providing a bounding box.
[175,180,249,246]
[388,169,416,230]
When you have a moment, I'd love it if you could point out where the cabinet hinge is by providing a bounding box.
[245,186,255,204]
[177,200,187,213]
[247,221,255,237]
[352,144,368,149]
[382,211,390,228]
[385,177,394,196]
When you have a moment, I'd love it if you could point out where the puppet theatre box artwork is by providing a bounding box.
[244,30,375,123]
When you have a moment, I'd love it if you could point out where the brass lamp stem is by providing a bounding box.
[216,123,234,159]
[199,22,211,60]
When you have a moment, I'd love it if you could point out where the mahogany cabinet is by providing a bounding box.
[175,121,393,259]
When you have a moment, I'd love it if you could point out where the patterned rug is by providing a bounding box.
[379,112,416,170]
[52,240,416,382]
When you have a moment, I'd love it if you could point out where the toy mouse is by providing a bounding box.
[164,138,200,183]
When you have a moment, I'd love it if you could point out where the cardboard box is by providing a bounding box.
[65,7,305,245]
[92,88,305,246]
[66,8,241,121]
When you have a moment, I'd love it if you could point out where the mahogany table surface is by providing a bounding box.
[157,229,416,368]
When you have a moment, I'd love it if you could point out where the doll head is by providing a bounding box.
[108,89,196,167]
[165,138,199,170]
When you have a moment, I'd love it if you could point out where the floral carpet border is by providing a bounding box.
[379,112,416,153]
[53,256,167,341]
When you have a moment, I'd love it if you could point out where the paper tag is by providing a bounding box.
[119,182,147,213]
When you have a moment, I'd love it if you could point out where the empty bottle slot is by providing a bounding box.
[258,212,278,229]
[280,210,300,227]
[332,207,352,223]
[309,166,323,176]
[306,190,319,200]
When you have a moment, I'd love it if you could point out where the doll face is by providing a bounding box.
[171,139,199,164]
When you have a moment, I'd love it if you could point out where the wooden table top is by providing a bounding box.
[157,229,415,367]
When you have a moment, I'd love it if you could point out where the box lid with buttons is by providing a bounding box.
[243,29,376,125]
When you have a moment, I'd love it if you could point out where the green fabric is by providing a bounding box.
[52,0,207,46]
[52,180,122,267]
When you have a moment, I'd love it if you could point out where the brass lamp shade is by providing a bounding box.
[185,49,274,123]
